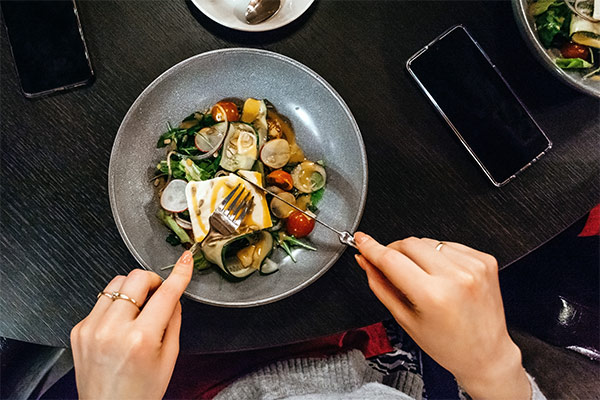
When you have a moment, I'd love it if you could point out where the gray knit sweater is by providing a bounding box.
[214,349,546,400]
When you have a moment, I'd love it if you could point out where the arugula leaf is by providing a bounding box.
[555,57,594,69]
[535,2,572,48]
[157,123,187,148]
[281,233,316,251]
[166,232,181,246]
[310,188,325,206]
[157,160,186,180]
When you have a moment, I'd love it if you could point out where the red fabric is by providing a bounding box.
[164,322,393,399]
[578,204,600,237]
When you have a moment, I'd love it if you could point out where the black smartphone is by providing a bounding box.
[406,25,552,187]
[1,0,94,98]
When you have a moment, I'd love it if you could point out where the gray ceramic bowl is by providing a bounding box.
[109,48,367,307]
[513,0,600,98]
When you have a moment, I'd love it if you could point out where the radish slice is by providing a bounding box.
[160,179,188,212]
[175,214,193,230]
[260,138,290,169]
[292,161,327,193]
[270,191,296,218]
[195,122,227,153]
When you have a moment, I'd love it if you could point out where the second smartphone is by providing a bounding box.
[406,25,551,187]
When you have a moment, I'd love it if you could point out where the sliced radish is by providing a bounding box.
[160,179,188,212]
[292,161,327,193]
[260,138,291,169]
[195,122,227,153]
[270,191,296,219]
[175,214,193,230]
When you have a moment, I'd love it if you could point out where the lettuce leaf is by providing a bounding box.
[555,57,594,68]
[535,2,572,48]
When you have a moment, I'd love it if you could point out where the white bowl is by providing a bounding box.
[191,0,314,32]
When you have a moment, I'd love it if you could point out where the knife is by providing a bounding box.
[237,173,357,248]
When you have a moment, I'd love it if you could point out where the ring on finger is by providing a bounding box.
[111,292,140,309]
[97,291,115,300]
[96,291,140,310]
[435,242,445,252]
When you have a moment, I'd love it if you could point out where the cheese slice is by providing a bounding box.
[185,171,272,242]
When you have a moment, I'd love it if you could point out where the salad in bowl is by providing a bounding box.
[152,98,327,281]
[529,0,600,79]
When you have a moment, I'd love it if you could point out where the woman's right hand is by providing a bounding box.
[354,233,531,400]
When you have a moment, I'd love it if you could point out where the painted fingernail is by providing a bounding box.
[354,232,370,245]
[179,251,193,265]
[354,254,366,271]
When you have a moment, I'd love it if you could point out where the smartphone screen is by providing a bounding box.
[406,25,551,186]
[1,0,94,97]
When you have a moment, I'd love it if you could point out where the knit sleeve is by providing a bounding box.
[458,372,546,400]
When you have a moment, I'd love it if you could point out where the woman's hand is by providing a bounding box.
[354,234,530,400]
[71,251,194,400]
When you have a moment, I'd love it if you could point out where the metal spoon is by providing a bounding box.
[245,0,281,25]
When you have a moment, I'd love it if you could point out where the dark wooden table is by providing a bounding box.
[1,0,598,353]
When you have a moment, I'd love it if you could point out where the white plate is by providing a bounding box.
[191,0,314,32]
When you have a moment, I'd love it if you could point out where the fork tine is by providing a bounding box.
[225,186,247,217]
[216,184,242,213]
[231,191,252,218]
[236,196,254,224]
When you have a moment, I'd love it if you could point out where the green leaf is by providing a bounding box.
[310,188,325,206]
[157,123,187,148]
[555,57,594,69]
[166,233,181,246]
[535,3,572,48]
[157,159,186,180]
[182,112,197,122]
[283,234,316,251]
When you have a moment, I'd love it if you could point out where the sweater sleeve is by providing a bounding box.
[458,371,547,400]
[213,349,417,400]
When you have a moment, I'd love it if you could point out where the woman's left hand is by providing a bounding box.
[71,251,194,400]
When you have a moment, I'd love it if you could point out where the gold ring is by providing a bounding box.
[435,242,445,252]
[111,292,140,309]
[97,291,114,300]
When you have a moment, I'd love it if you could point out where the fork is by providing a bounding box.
[189,183,254,255]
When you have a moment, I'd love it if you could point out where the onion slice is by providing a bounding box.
[260,138,291,169]
[175,214,193,230]
[160,179,188,212]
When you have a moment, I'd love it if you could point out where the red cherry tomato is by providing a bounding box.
[560,42,590,61]
[211,101,239,122]
[286,211,315,238]
[267,170,293,191]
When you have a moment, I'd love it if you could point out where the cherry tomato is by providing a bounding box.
[266,170,293,191]
[211,101,239,122]
[286,211,315,238]
[560,42,590,61]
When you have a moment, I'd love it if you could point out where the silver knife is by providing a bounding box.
[237,173,357,248]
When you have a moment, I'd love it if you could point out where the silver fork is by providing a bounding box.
[189,183,254,255]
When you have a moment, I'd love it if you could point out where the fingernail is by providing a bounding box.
[354,232,370,245]
[354,254,366,271]
[179,251,193,265]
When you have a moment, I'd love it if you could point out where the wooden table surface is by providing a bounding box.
[1,0,598,353]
